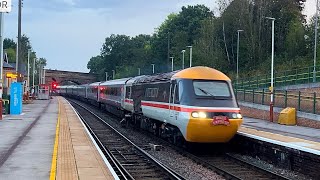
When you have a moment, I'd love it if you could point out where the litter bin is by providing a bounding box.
[278,107,296,125]
[2,99,10,114]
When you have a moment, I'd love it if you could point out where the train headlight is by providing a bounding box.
[191,112,207,118]
[232,113,243,119]
[199,112,207,118]
[191,112,199,118]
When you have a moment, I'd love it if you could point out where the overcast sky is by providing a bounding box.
[3,0,317,72]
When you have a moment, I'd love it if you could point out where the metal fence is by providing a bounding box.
[234,65,320,90]
[235,89,320,115]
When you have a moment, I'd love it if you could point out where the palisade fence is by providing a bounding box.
[234,65,320,90]
[235,89,320,115]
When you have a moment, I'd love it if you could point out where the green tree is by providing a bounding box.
[4,38,16,50]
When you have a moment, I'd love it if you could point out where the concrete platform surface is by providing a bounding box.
[56,97,117,180]
[0,98,57,179]
[242,117,320,142]
[239,117,320,155]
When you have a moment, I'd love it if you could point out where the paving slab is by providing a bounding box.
[0,98,57,180]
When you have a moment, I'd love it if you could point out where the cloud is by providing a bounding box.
[303,0,317,20]
[3,0,315,72]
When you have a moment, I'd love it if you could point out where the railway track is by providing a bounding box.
[68,99,185,180]
[193,153,291,180]
[67,98,295,180]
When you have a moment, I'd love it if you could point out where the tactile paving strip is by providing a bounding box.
[56,97,114,180]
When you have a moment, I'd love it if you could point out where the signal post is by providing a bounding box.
[0,0,12,119]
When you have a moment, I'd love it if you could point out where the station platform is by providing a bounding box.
[0,96,118,179]
[239,117,320,155]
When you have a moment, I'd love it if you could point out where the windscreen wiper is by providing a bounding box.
[197,87,215,97]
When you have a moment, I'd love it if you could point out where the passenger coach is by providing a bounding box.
[60,66,243,143]
[126,66,243,143]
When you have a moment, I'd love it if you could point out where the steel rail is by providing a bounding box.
[68,99,185,180]
[73,106,131,180]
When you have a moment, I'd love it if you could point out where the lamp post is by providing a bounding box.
[237,30,244,86]
[0,13,4,99]
[181,50,186,69]
[313,0,319,83]
[38,63,42,85]
[17,0,22,81]
[266,17,275,122]
[170,57,174,71]
[33,58,35,89]
[138,68,141,75]
[27,49,31,93]
[43,69,46,84]
[187,46,192,67]
[105,72,108,81]
[151,64,155,74]
[112,70,115,80]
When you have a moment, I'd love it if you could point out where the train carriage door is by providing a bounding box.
[133,85,143,113]
[169,81,178,121]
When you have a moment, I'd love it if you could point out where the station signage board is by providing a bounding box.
[0,0,11,13]
[6,72,17,78]
[10,82,22,115]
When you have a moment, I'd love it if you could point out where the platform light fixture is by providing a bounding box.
[186,46,192,67]
[265,17,275,122]
[236,30,244,86]
[170,57,174,71]
[313,0,319,83]
[181,50,186,69]
[151,64,155,74]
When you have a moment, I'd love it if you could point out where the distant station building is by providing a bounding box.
[2,61,28,96]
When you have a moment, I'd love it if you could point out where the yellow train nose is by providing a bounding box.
[186,117,243,143]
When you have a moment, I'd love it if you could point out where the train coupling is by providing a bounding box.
[120,114,132,127]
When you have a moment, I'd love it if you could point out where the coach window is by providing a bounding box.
[151,88,158,98]
[145,88,149,97]
[127,87,132,98]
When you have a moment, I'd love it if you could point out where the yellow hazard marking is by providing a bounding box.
[49,97,60,180]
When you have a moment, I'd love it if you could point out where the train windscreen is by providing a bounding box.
[193,81,231,98]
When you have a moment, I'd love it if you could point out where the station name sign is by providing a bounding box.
[0,0,11,13]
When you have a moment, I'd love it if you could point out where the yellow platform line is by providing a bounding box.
[49,98,61,180]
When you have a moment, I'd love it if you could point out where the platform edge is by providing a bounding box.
[49,98,60,180]
[66,99,120,180]
[238,131,320,156]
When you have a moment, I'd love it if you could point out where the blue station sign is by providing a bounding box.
[10,82,22,115]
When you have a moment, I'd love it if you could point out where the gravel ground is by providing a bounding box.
[231,153,314,180]
[77,100,225,180]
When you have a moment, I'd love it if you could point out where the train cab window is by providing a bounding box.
[193,81,231,98]
[178,81,183,102]
[174,84,179,103]
[169,83,177,104]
